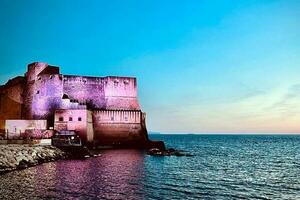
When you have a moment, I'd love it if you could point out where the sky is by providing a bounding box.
[0,0,299,133]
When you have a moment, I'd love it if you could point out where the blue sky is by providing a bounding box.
[0,0,299,133]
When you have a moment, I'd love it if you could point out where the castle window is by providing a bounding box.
[69,117,73,121]
[78,117,82,121]
[111,116,114,121]
[50,75,53,79]
[114,79,119,87]
[59,117,64,121]
[36,90,40,94]
[124,80,129,84]
[125,116,128,121]
[37,77,41,80]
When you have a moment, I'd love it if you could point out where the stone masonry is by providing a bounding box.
[0,62,149,146]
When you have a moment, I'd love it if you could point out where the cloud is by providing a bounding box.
[265,83,300,117]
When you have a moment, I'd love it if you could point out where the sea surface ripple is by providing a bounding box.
[0,134,300,200]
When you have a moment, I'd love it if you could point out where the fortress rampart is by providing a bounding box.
[0,62,151,147]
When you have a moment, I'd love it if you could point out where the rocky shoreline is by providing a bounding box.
[0,144,66,173]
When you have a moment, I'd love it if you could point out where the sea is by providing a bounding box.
[0,134,300,200]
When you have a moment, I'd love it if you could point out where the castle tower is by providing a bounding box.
[0,62,158,148]
[23,62,62,127]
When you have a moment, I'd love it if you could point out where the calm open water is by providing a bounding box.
[0,134,300,200]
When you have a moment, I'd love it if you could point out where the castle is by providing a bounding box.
[0,62,154,148]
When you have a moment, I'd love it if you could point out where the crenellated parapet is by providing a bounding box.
[93,110,142,124]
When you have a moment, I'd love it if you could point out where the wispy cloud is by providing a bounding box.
[266,84,300,117]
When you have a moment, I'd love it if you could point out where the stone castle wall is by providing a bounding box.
[103,76,140,110]
[23,62,50,119]
[0,77,24,132]
[22,63,141,123]
[92,110,147,145]
[1,62,148,146]
[31,73,63,126]
[62,75,106,109]
[62,75,140,110]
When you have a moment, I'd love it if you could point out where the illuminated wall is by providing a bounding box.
[54,109,94,142]
[93,110,147,145]
[0,62,148,144]
[5,119,47,139]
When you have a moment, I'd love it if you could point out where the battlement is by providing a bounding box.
[93,110,141,124]
[62,75,136,87]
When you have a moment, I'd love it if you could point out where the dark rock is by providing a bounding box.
[147,148,193,157]
[146,140,166,151]
[18,160,28,169]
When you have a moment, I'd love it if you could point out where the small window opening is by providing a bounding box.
[50,75,53,79]
[36,90,40,94]
[111,116,114,121]
[59,117,63,121]
[78,117,82,121]
[69,117,73,121]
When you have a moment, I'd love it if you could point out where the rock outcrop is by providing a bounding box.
[0,144,66,173]
[147,148,193,157]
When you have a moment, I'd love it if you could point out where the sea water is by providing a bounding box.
[0,134,299,199]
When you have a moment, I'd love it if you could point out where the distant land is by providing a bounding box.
[148,131,161,135]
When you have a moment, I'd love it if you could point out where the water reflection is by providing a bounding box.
[1,135,300,200]
[0,150,145,200]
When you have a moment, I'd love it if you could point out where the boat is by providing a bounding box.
[51,130,82,147]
